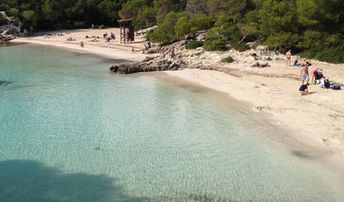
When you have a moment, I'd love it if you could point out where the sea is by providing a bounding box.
[0,43,343,201]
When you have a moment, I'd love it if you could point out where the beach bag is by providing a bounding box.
[332,85,341,90]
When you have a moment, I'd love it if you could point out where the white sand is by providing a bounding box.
[166,50,344,160]
[12,28,146,61]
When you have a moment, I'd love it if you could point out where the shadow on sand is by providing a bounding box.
[0,160,144,202]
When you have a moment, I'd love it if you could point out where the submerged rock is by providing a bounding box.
[0,80,11,85]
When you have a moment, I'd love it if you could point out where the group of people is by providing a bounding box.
[103,32,116,42]
[287,50,341,95]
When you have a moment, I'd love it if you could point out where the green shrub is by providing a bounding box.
[146,11,181,44]
[221,56,235,63]
[301,45,344,64]
[232,42,250,52]
[265,31,299,51]
[0,15,7,25]
[175,14,213,38]
[185,40,204,49]
[73,21,85,28]
[149,12,214,44]
[203,29,228,51]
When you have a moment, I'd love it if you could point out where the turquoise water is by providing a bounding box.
[0,43,343,201]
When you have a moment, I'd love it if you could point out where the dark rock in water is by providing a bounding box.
[0,81,11,86]
[109,58,186,74]
[109,65,119,72]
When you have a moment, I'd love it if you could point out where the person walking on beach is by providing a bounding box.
[285,50,292,66]
[300,63,309,85]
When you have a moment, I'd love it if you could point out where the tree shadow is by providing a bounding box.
[0,160,144,202]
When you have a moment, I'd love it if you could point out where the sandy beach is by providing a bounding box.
[10,28,344,162]
[12,28,147,61]
[166,50,344,159]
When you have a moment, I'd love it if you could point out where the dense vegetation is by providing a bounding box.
[1,0,344,63]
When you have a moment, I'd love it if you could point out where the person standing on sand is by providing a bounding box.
[285,50,292,66]
[300,63,309,85]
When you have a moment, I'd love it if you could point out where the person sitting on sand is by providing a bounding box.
[80,41,84,48]
[144,41,152,50]
[110,32,116,40]
[311,68,324,84]
[250,53,259,60]
[251,62,270,68]
[67,36,75,41]
[299,83,309,96]
[285,50,292,66]
[300,64,309,85]
[90,37,98,42]
[293,58,301,66]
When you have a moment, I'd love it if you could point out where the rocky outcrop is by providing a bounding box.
[110,56,186,74]
[0,34,15,41]
[0,29,16,41]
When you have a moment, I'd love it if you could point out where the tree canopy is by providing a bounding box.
[1,0,344,63]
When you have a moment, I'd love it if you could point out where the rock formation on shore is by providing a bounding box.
[0,34,15,41]
[110,56,186,74]
[109,39,282,76]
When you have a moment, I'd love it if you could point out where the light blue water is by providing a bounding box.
[0,43,343,202]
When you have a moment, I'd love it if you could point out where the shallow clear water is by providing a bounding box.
[0,44,343,201]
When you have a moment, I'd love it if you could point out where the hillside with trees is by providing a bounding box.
[1,0,344,63]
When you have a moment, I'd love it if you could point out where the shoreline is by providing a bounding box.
[10,28,146,62]
[8,29,344,168]
[161,70,344,176]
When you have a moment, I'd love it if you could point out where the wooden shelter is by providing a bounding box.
[117,19,134,44]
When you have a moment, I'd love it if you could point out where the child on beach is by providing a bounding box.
[299,83,309,96]
[80,41,84,48]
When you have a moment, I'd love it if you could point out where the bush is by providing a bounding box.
[175,14,213,38]
[203,29,228,51]
[185,40,203,49]
[301,45,344,64]
[0,15,7,25]
[146,11,181,44]
[265,31,299,51]
[73,21,86,28]
[149,12,214,44]
[232,42,250,52]
[221,56,235,63]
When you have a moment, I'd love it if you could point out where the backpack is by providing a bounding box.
[324,79,330,88]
